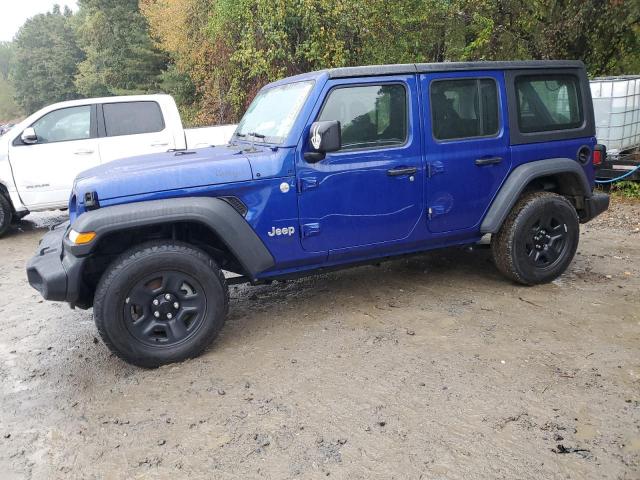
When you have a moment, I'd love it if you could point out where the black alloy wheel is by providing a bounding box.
[124,270,207,347]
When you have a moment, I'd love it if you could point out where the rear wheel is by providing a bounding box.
[94,241,228,367]
[0,195,13,237]
[492,191,579,285]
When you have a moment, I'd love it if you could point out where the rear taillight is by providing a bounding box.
[592,149,602,166]
[593,144,606,167]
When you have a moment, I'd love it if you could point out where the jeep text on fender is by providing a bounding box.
[27,61,610,367]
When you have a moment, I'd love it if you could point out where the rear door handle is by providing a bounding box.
[475,156,503,166]
[387,166,417,176]
[74,149,94,155]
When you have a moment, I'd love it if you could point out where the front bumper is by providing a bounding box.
[580,193,610,223]
[26,222,84,306]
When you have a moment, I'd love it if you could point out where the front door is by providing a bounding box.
[9,104,100,208]
[420,71,512,233]
[297,76,424,255]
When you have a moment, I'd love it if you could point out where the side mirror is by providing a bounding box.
[21,127,38,145]
[304,120,341,162]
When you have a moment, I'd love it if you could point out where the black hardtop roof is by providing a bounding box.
[326,60,585,79]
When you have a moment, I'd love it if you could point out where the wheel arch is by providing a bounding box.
[68,197,274,306]
[481,158,591,234]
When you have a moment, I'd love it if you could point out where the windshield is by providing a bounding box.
[235,80,313,144]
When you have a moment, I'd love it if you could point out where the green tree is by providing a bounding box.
[454,0,640,76]
[0,42,22,122]
[0,42,14,79]
[143,0,640,124]
[9,5,82,114]
[74,0,167,96]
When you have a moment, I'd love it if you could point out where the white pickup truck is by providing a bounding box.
[0,94,236,236]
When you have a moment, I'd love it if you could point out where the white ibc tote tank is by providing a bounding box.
[590,76,640,155]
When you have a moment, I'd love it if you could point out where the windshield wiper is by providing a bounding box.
[235,132,246,138]
[248,131,266,139]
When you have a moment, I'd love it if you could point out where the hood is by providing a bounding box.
[74,146,254,201]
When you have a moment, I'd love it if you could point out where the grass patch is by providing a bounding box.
[610,181,640,199]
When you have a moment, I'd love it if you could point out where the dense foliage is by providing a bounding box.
[9,6,82,115]
[74,0,166,96]
[1,0,639,124]
[143,0,640,125]
[0,42,21,121]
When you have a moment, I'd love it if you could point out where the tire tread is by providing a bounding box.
[492,191,578,285]
[0,194,13,237]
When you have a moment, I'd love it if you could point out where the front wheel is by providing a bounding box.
[94,241,229,367]
[0,195,13,237]
[492,191,579,285]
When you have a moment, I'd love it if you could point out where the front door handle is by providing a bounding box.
[151,142,169,147]
[387,166,417,176]
[74,149,94,155]
[475,156,503,166]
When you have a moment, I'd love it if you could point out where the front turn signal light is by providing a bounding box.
[68,229,96,245]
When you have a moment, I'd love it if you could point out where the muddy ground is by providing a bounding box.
[0,198,639,480]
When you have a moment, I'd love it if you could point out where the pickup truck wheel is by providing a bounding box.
[0,194,13,237]
[94,241,229,368]
[492,191,579,285]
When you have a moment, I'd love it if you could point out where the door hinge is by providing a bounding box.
[427,161,444,178]
[302,223,321,237]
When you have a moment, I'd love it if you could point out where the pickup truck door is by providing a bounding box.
[97,101,177,163]
[420,71,512,233]
[8,104,100,209]
[296,75,424,255]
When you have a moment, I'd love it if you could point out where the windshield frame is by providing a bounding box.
[233,79,315,145]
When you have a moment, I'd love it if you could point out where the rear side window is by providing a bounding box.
[430,78,499,140]
[318,84,407,150]
[103,101,165,137]
[515,75,583,133]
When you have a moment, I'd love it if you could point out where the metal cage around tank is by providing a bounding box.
[590,75,640,155]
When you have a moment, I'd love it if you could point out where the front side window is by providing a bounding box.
[31,106,91,144]
[103,101,165,137]
[430,78,499,140]
[515,75,583,133]
[235,80,314,144]
[318,84,407,150]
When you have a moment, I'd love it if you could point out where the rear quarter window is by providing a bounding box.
[515,75,583,133]
[103,101,165,137]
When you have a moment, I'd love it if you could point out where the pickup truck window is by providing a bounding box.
[31,105,91,144]
[318,84,407,151]
[515,75,583,133]
[236,80,313,144]
[431,78,499,141]
[103,101,165,137]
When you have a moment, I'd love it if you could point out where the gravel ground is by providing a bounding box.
[0,198,639,479]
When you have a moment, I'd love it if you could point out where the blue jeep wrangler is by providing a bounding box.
[27,61,609,367]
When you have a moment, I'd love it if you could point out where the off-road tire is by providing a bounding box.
[94,241,229,368]
[492,191,579,285]
[0,194,13,237]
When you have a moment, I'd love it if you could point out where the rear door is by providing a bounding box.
[97,100,176,163]
[420,71,511,233]
[9,104,100,208]
[296,75,424,255]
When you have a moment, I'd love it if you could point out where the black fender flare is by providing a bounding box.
[480,158,591,234]
[66,197,274,280]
